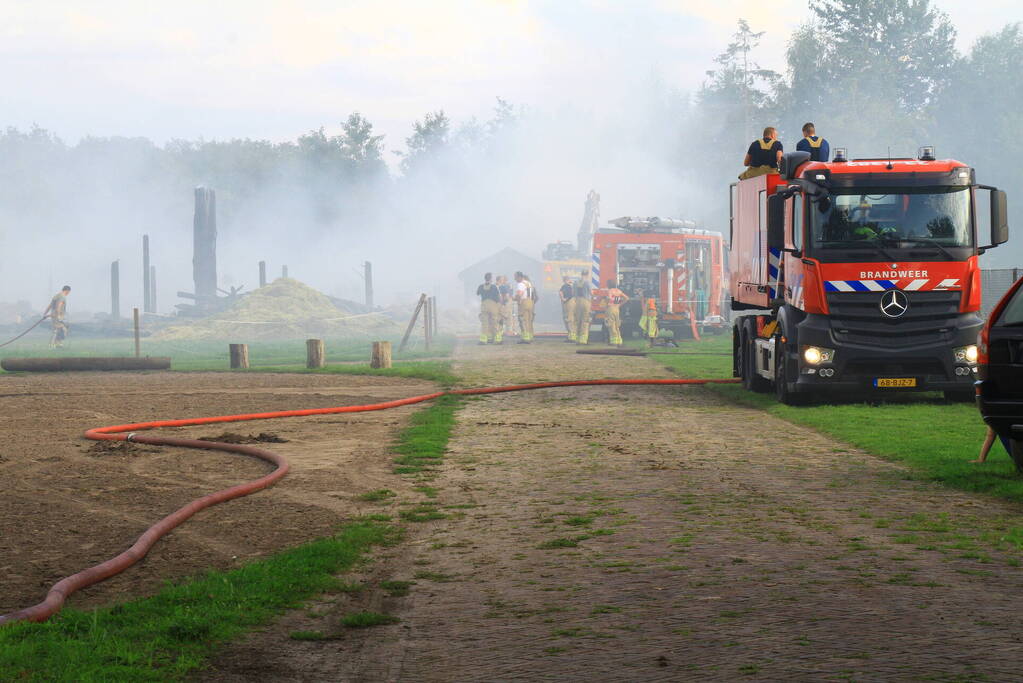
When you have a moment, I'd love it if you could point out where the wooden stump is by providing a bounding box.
[306,338,325,369]
[229,343,249,369]
[371,341,392,369]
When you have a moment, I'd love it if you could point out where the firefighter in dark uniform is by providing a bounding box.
[796,122,830,162]
[740,126,783,179]
[560,275,576,341]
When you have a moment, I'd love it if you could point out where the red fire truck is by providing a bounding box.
[731,147,1009,404]
[590,217,727,340]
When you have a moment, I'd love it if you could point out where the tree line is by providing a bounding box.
[696,1,1021,268]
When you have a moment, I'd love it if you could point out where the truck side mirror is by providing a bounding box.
[991,189,1009,246]
[779,151,810,180]
[767,194,785,252]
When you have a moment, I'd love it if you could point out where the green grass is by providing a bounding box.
[654,333,1023,503]
[339,611,400,628]
[392,394,461,474]
[0,520,399,682]
[0,335,456,382]
[379,580,416,597]
[356,489,396,502]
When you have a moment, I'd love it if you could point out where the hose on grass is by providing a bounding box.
[0,377,738,626]
[0,316,48,348]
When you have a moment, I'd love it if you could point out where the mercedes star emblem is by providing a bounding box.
[880,289,909,318]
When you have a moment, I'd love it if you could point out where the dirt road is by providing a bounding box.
[210,341,1023,681]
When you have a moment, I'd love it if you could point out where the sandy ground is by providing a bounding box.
[206,341,1023,682]
[0,372,437,616]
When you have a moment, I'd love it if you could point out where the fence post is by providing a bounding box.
[306,338,325,368]
[371,341,392,368]
[229,343,249,369]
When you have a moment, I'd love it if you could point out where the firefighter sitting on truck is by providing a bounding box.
[795,122,830,162]
[739,127,783,180]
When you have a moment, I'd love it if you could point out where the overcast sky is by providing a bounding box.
[1,0,1017,154]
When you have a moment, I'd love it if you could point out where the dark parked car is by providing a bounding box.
[977,275,1023,470]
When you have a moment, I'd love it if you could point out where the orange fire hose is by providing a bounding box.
[0,378,737,626]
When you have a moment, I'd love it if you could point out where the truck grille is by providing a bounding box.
[826,291,961,348]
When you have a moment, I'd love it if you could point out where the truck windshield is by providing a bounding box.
[810,187,972,259]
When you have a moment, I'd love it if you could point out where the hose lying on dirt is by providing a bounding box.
[0,377,738,626]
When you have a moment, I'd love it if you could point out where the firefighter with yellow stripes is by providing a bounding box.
[639,294,659,346]
[476,272,502,344]
[514,271,536,343]
[602,278,629,346]
[572,270,592,345]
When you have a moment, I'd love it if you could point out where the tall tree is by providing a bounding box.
[703,19,781,142]
[400,110,450,175]
[937,23,1023,267]
[339,112,385,173]
[781,0,957,150]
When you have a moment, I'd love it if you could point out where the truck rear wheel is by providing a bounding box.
[741,323,770,393]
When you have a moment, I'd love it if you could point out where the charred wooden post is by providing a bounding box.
[306,339,325,369]
[229,343,249,369]
[259,261,267,288]
[150,265,157,313]
[430,296,438,337]
[110,260,120,320]
[193,187,218,301]
[142,234,151,313]
[364,261,374,308]
[133,307,141,358]
[371,341,392,368]
[399,294,427,352]
[424,297,433,349]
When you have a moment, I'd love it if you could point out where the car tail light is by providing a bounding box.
[977,325,989,365]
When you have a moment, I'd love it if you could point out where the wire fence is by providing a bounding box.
[982,268,1022,319]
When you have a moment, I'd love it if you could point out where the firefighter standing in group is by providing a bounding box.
[514,271,535,343]
[476,273,502,344]
[559,275,576,342]
[496,275,517,339]
[43,285,71,348]
[602,278,629,347]
[571,270,591,345]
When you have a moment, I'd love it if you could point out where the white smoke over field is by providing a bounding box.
[0,84,697,318]
[1,2,1019,322]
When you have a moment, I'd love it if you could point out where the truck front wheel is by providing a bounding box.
[774,335,808,405]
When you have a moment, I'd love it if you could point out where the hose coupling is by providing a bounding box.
[125,433,137,442]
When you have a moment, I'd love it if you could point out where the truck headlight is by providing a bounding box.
[954,345,978,364]
[802,346,834,365]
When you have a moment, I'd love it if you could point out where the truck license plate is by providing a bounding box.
[874,377,917,388]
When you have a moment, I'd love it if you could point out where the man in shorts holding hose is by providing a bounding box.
[43,285,71,348]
